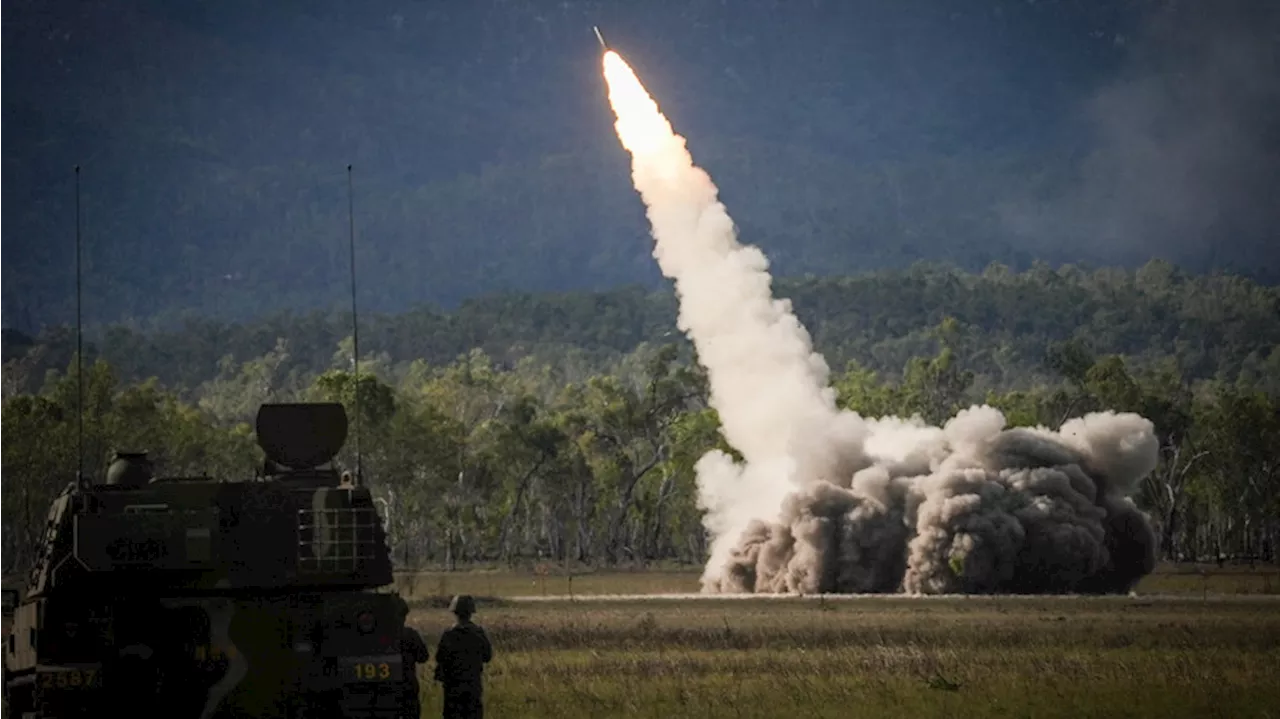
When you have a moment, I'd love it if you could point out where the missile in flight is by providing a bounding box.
[593,25,608,50]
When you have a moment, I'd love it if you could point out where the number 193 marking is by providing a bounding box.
[353,662,391,680]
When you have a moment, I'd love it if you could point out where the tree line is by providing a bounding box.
[6,259,1279,399]
[3,315,1277,574]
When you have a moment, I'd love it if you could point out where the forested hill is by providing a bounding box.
[5,0,1278,329]
[6,260,1280,573]
[5,261,1279,400]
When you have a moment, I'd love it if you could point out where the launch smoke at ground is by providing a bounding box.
[600,50,1159,595]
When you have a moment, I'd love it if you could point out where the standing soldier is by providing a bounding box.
[396,596,431,719]
[432,595,493,719]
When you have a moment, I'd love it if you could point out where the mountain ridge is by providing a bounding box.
[4,0,1276,328]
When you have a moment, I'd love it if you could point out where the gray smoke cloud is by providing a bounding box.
[602,50,1160,596]
[710,409,1160,595]
[1001,1,1280,272]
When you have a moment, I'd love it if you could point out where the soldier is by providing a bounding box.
[432,595,493,719]
[396,596,431,719]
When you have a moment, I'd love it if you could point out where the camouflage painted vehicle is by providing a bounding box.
[3,403,415,718]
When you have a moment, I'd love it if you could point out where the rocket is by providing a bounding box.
[593,25,607,50]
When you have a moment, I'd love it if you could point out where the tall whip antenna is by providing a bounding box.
[347,164,362,484]
[75,165,86,490]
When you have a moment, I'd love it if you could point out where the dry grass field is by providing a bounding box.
[4,564,1274,717]
[392,561,1280,600]
[405,594,1279,718]
[399,563,1280,718]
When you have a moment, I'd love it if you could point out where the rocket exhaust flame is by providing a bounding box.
[601,52,1159,595]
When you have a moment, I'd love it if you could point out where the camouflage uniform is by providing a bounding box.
[397,598,431,719]
[433,595,493,719]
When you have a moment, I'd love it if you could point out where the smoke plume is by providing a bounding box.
[601,50,1159,595]
[1000,0,1280,276]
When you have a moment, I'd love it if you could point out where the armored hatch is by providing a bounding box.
[255,402,348,474]
[105,452,154,488]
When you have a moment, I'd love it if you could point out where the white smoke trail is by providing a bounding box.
[602,51,861,585]
[601,51,1159,595]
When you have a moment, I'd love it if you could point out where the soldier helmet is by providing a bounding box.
[448,594,476,618]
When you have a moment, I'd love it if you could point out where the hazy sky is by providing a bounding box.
[3,0,1276,327]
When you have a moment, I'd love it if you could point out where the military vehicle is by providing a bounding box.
[3,402,416,718]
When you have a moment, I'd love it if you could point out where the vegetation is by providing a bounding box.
[402,593,1280,718]
[7,260,1280,395]
[3,262,1279,575]
[394,565,1280,716]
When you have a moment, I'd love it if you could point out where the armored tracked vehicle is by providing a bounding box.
[3,402,415,718]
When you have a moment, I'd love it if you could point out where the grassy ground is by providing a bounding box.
[1135,563,1280,596]
[2,564,1272,717]
[393,566,701,599]
[401,565,1280,718]
[392,561,1280,599]
[4,565,1271,716]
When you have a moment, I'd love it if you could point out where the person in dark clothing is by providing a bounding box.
[396,596,431,719]
[433,595,493,719]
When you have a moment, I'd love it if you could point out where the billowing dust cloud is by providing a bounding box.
[601,50,1159,595]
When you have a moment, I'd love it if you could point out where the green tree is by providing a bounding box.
[896,320,975,425]
[563,344,704,564]
[1194,385,1280,561]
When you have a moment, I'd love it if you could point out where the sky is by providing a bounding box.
[2,0,1277,329]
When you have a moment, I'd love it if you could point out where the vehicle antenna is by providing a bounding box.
[347,164,362,485]
[75,165,86,490]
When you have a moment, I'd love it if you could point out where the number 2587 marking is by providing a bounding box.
[39,669,97,689]
[354,662,391,680]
